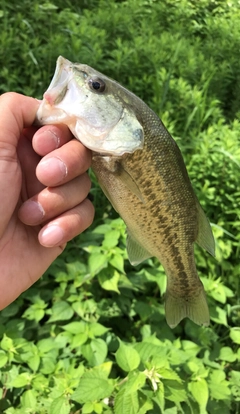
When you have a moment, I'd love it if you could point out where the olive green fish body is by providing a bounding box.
[92,105,211,328]
[36,56,215,328]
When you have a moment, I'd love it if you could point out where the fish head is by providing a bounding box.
[36,56,144,156]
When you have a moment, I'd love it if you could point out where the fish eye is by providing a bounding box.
[88,77,106,93]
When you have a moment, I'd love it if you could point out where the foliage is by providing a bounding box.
[0,0,239,413]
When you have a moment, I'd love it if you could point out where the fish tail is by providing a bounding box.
[165,287,210,329]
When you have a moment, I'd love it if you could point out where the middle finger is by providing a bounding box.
[36,139,92,187]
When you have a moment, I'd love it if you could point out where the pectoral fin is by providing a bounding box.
[97,156,144,202]
[196,203,215,257]
[127,231,152,265]
[119,167,144,202]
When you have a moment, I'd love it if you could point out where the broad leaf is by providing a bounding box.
[48,301,74,322]
[116,341,140,372]
[72,367,114,403]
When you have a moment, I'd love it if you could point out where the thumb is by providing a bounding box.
[0,93,39,237]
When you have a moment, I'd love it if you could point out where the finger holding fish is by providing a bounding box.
[18,123,94,246]
[35,139,92,187]
[32,124,73,155]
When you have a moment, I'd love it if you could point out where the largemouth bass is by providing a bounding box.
[36,56,215,328]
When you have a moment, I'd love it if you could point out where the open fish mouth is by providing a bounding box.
[36,56,144,156]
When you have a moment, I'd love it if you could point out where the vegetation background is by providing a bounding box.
[0,0,239,413]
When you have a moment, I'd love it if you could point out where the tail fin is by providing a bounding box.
[165,288,210,329]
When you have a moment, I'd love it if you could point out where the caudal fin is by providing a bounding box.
[165,288,210,329]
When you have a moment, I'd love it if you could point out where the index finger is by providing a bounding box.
[32,124,75,156]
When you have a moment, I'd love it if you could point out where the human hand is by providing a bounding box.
[0,92,94,309]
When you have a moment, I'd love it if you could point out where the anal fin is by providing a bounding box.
[127,231,152,266]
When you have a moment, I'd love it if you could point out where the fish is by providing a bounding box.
[36,56,215,328]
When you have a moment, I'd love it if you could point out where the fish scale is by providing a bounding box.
[36,56,215,328]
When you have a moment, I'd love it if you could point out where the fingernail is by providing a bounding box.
[37,129,60,149]
[20,200,45,224]
[47,130,60,149]
[38,157,68,183]
[40,225,64,247]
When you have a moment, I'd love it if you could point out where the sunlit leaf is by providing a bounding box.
[116,340,140,372]
[48,301,74,322]
[189,378,208,413]
[50,396,71,414]
[72,367,114,403]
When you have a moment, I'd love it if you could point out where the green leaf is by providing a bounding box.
[189,378,209,413]
[230,327,240,344]
[0,350,8,367]
[50,396,71,414]
[39,3,58,11]
[48,301,74,322]
[210,306,228,326]
[81,338,108,366]
[23,307,45,322]
[93,402,103,414]
[88,322,110,337]
[37,338,56,353]
[62,321,87,334]
[40,354,58,375]
[209,370,231,400]
[20,390,37,410]
[165,380,188,403]
[219,346,237,362]
[88,253,108,276]
[92,224,112,234]
[153,382,165,412]
[125,371,146,394]
[1,302,19,317]
[115,388,139,414]
[1,335,13,351]
[27,354,40,372]
[98,268,120,293]
[116,341,140,372]
[138,391,153,414]
[102,229,120,248]
[11,373,31,388]
[109,253,125,273]
[134,340,166,364]
[72,366,114,403]
[134,301,152,321]
[158,368,182,382]
[82,402,94,413]
[71,332,89,348]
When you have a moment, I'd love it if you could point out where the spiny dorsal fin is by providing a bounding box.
[196,202,215,257]
[126,231,152,265]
